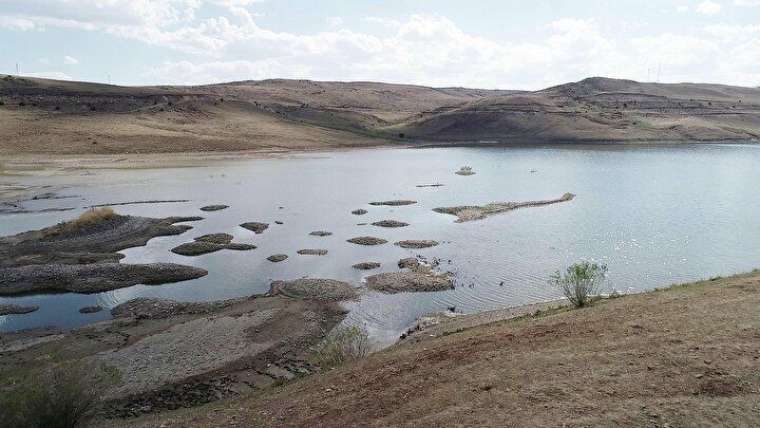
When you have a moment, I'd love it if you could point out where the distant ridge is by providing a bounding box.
[1,75,759,154]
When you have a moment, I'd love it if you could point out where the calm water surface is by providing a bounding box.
[2,144,759,343]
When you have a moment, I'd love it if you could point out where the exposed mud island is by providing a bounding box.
[170,233,255,256]
[0,210,207,295]
[434,192,576,222]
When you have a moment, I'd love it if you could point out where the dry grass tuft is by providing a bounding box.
[74,207,115,226]
[46,207,117,238]
[0,361,119,428]
[313,325,370,369]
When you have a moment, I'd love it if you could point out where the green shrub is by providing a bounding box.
[313,325,370,369]
[0,362,119,428]
[550,261,608,308]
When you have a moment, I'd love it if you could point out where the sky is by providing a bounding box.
[1,0,759,90]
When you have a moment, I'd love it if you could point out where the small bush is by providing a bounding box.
[0,362,119,428]
[313,325,370,369]
[550,261,608,308]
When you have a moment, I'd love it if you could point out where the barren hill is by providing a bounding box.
[1,75,758,155]
[391,77,760,142]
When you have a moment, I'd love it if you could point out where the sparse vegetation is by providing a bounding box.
[0,361,119,428]
[46,207,116,238]
[313,325,370,369]
[71,207,115,228]
[550,261,608,308]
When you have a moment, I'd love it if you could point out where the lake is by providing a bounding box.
[2,143,760,344]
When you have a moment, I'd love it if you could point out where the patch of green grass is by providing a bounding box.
[550,262,608,308]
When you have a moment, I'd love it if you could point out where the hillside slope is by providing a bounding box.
[108,271,760,427]
[392,77,760,142]
[1,75,759,155]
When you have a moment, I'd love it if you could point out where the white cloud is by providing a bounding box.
[0,15,36,30]
[146,59,312,85]
[143,16,630,89]
[696,0,722,14]
[63,55,79,65]
[734,0,760,6]
[2,1,759,89]
[1,0,201,28]
[677,5,690,12]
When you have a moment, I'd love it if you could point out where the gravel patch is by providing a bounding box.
[372,220,409,228]
[225,243,256,251]
[352,262,381,270]
[395,240,439,249]
[398,257,421,269]
[433,193,576,223]
[365,271,453,294]
[347,236,388,246]
[269,278,358,301]
[240,222,269,234]
[267,254,288,262]
[98,311,277,397]
[297,249,328,256]
[200,205,229,212]
[0,263,208,295]
[171,233,254,256]
[369,200,417,206]
[194,233,234,244]
[171,241,226,256]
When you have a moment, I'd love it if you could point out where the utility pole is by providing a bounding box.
[16,63,19,75]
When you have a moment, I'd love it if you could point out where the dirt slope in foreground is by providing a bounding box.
[112,271,760,427]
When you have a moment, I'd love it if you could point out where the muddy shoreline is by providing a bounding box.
[0,291,349,420]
